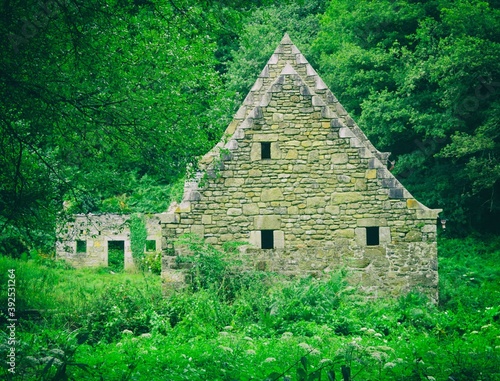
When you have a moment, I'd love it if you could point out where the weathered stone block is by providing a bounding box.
[357,218,387,227]
[201,215,212,225]
[227,208,243,216]
[225,178,245,187]
[190,225,205,237]
[380,227,391,243]
[243,204,260,215]
[355,179,367,191]
[308,151,319,162]
[365,169,377,179]
[389,188,404,199]
[159,213,179,224]
[405,230,422,242]
[406,199,419,208]
[250,143,261,161]
[249,169,262,177]
[333,229,355,238]
[274,231,285,249]
[307,197,326,208]
[254,215,281,230]
[331,192,364,203]
[325,205,340,214]
[416,209,442,219]
[273,113,284,122]
[261,188,284,201]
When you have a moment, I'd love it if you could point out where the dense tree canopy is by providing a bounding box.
[313,0,500,233]
[0,0,498,254]
[0,0,236,252]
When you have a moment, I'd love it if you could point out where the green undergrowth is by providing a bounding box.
[0,236,499,380]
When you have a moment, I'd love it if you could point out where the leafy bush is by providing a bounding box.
[141,251,161,275]
[2,236,500,380]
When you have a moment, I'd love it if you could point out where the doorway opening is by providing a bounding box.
[108,241,125,272]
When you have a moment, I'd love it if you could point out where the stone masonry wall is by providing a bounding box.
[161,35,441,300]
[57,214,163,269]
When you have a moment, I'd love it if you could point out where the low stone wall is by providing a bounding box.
[56,213,163,269]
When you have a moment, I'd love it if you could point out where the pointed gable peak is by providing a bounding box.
[280,33,293,45]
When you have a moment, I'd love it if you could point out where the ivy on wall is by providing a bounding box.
[129,214,147,271]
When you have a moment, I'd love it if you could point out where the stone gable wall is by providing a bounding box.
[161,38,440,299]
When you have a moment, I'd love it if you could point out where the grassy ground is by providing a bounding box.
[0,236,499,380]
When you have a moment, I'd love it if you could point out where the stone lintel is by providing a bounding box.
[253,133,279,142]
[254,215,281,230]
[357,218,388,227]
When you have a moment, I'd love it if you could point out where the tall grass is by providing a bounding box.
[0,236,499,380]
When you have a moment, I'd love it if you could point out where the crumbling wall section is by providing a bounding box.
[57,214,163,270]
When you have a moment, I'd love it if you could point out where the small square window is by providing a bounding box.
[145,240,156,252]
[76,240,87,253]
[261,230,274,249]
[366,227,380,246]
[261,142,271,159]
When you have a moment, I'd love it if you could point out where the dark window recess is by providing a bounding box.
[108,241,125,272]
[261,142,271,159]
[76,240,87,253]
[261,230,274,249]
[145,240,156,252]
[366,227,380,246]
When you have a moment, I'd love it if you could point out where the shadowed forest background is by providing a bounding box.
[1,0,499,254]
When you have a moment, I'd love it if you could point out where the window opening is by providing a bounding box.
[261,142,271,159]
[145,240,156,252]
[76,240,87,253]
[261,230,274,249]
[366,227,380,246]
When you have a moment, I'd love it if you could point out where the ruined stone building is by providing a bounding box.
[57,34,441,299]
[56,214,163,270]
[161,34,441,299]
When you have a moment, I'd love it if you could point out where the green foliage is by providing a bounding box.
[0,0,232,250]
[129,214,147,271]
[438,235,500,311]
[175,234,252,301]
[142,251,162,275]
[224,0,328,105]
[1,237,500,380]
[313,0,500,233]
[108,242,125,273]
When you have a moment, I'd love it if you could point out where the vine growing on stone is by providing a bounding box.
[130,214,147,271]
